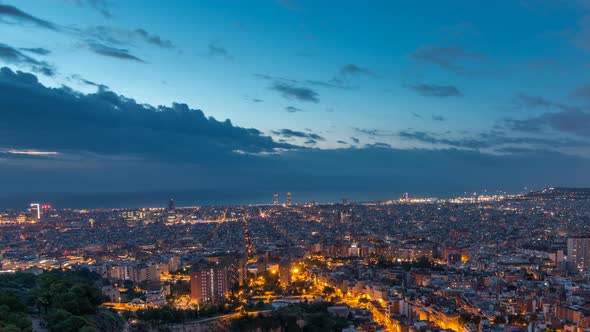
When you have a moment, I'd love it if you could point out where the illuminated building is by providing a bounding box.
[273,193,279,205]
[189,256,244,305]
[286,192,292,206]
[279,259,291,287]
[29,203,41,221]
[190,266,228,305]
[567,236,590,270]
[167,198,176,223]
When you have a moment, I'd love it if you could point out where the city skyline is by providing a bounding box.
[1,1,590,205]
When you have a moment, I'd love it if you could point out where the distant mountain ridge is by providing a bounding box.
[524,187,590,199]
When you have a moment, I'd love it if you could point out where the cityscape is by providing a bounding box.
[2,0,590,331]
[1,189,590,331]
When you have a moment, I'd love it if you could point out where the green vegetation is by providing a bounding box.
[459,313,481,327]
[0,269,124,332]
[232,301,349,332]
[372,256,443,271]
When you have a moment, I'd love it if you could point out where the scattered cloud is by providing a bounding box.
[81,26,175,50]
[87,42,146,63]
[305,79,356,90]
[19,47,51,56]
[207,41,232,59]
[354,128,395,137]
[285,106,304,113]
[270,81,319,103]
[572,84,590,99]
[68,74,109,90]
[271,129,325,141]
[65,0,112,18]
[513,93,581,112]
[0,43,55,76]
[337,140,347,145]
[338,64,373,77]
[409,83,462,97]
[134,28,174,48]
[411,112,423,119]
[506,109,590,137]
[432,115,447,121]
[365,142,392,149]
[0,4,57,30]
[2,149,59,156]
[0,66,589,199]
[398,128,589,151]
[411,45,482,73]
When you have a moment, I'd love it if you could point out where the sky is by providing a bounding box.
[1,0,590,208]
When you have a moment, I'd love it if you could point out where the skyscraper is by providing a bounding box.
[273,193,279,205]
[286,192,292,206]
[167,198,176,223]
[567,236,590,270]
[29,203,40,221]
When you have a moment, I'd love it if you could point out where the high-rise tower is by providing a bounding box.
[167,198,176,223]
[273,193,279,205]
[567,236,590,270]
[286,192,292,206]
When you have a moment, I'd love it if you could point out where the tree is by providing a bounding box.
[494,315,506,324]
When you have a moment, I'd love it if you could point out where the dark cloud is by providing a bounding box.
[0,4,57,30]
[134,29,174,48]
[572,84,590,99]
[82,26,174,50]
[3,146,589,207]
[305,79,356,90]
[572,14,590,51]
[285,106,304,113]
[304,139,317,145]
[411,45,482,73]
[409,84,462,97]
[207,42,232,58]
[19,47,51,56]
[432,115,447,121]
[318,64,374,89]
[0,43,55,76]
[350,137,360,144]
[250,98,264,103]
[513,93,579,112]
[88,42,146,63]
[398,130,485,149]
[0,68,589,203]
[337,140,347,145]
[354,128,395,137]
[270,81,319,103]
[271,129,325,141]
[66,0,112,18]
[398,129,589,151]
[365,142,392,149]
[68,74,109,90]
[0,67,294,162]
[411,112,423,119]
[507,109,590,137]
[339,64,373,77]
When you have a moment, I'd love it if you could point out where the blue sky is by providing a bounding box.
[1,0,590,207]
